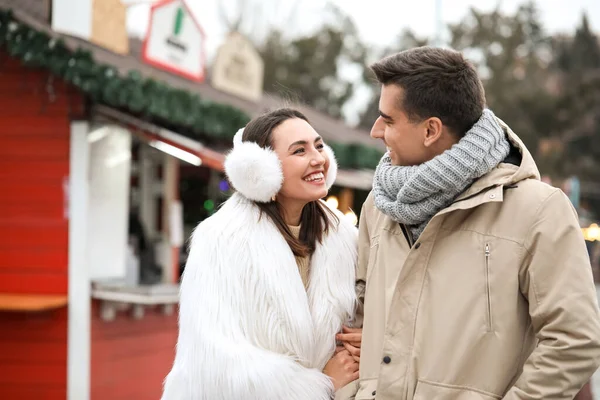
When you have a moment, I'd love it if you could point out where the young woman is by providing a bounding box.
[161,108,359,400]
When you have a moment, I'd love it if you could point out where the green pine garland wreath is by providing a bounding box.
[0,9,382,170]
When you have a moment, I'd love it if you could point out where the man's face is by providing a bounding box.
[370,84,430,166]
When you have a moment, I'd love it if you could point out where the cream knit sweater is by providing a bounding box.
[288,225,310,290]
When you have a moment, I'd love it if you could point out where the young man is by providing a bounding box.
[350,47,600,399]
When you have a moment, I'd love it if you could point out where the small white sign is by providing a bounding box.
[52,0,92,41]
[142,0,206,82]
[212,31,264,102]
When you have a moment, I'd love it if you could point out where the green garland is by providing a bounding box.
[0,9,249,140]
[329,142,383,170]
[0,9,382,170]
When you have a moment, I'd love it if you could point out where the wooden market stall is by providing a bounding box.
[0,1,383,399]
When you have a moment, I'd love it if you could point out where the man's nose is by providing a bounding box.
[371,117,384,139]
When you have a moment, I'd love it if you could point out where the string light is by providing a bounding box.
[583,224,600,242]
[326,196,339,210]
[203,200,215,211]
[344,210,358,226]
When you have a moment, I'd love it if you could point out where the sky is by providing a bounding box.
[124,0,600,124]
[332,0,599,45]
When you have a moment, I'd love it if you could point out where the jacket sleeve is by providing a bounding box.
[354,195,373,329]
[335,196,374,400]
[503,189,600,400]
[161,223,334,400]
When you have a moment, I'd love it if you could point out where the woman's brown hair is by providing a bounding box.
[241,108,338,257]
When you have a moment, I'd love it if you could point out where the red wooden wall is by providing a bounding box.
[0,309,68,399]
[0,50,83,399]
[0,49,179,400]
[0,51,82,295]
[91,301,178,400]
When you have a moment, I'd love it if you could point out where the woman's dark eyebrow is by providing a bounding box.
[288,136,323,150]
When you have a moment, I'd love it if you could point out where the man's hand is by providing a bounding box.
[336,326,362,362]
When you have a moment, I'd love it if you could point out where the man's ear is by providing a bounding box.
[423,117,443,147]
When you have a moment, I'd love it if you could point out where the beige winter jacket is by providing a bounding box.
[342,120,600,400]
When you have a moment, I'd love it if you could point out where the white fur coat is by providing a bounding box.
[161,193,358,400]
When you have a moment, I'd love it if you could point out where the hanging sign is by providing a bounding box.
[142,0,206,82]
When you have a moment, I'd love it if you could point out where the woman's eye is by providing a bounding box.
[316,143,325,150]
[293,148,305,155]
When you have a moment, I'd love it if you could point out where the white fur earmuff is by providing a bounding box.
[224,128,283,203]
[224,128,338,203]
[323,144,337,189]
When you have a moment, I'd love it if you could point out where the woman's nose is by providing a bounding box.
[311,150,326,166]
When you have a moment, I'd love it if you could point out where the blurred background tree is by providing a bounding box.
[448,2,555,153]
[550,14,600,185]
[357,29,429,130]
[257,4,367,118]
[218,0,600,213]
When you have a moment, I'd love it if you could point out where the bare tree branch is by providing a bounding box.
[217,0,233,32]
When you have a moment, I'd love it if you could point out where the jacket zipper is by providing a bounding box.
[399,224,414,247]
[485,243,492,332]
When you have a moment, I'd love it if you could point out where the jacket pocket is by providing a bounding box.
[335,380,360,400]
[355,378,377,399]
[484,243,493,332]
[413,379,501,400]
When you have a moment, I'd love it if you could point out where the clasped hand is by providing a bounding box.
[323,326,363,391]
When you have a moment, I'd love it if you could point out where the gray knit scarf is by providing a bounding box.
[372,109,510,240]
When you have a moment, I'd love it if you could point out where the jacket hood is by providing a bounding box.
[456,116,541,201]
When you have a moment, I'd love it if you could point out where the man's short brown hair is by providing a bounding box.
[370,46,486,137]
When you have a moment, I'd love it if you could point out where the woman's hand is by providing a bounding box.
[323,348,359,391]
[336,326,362,362]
